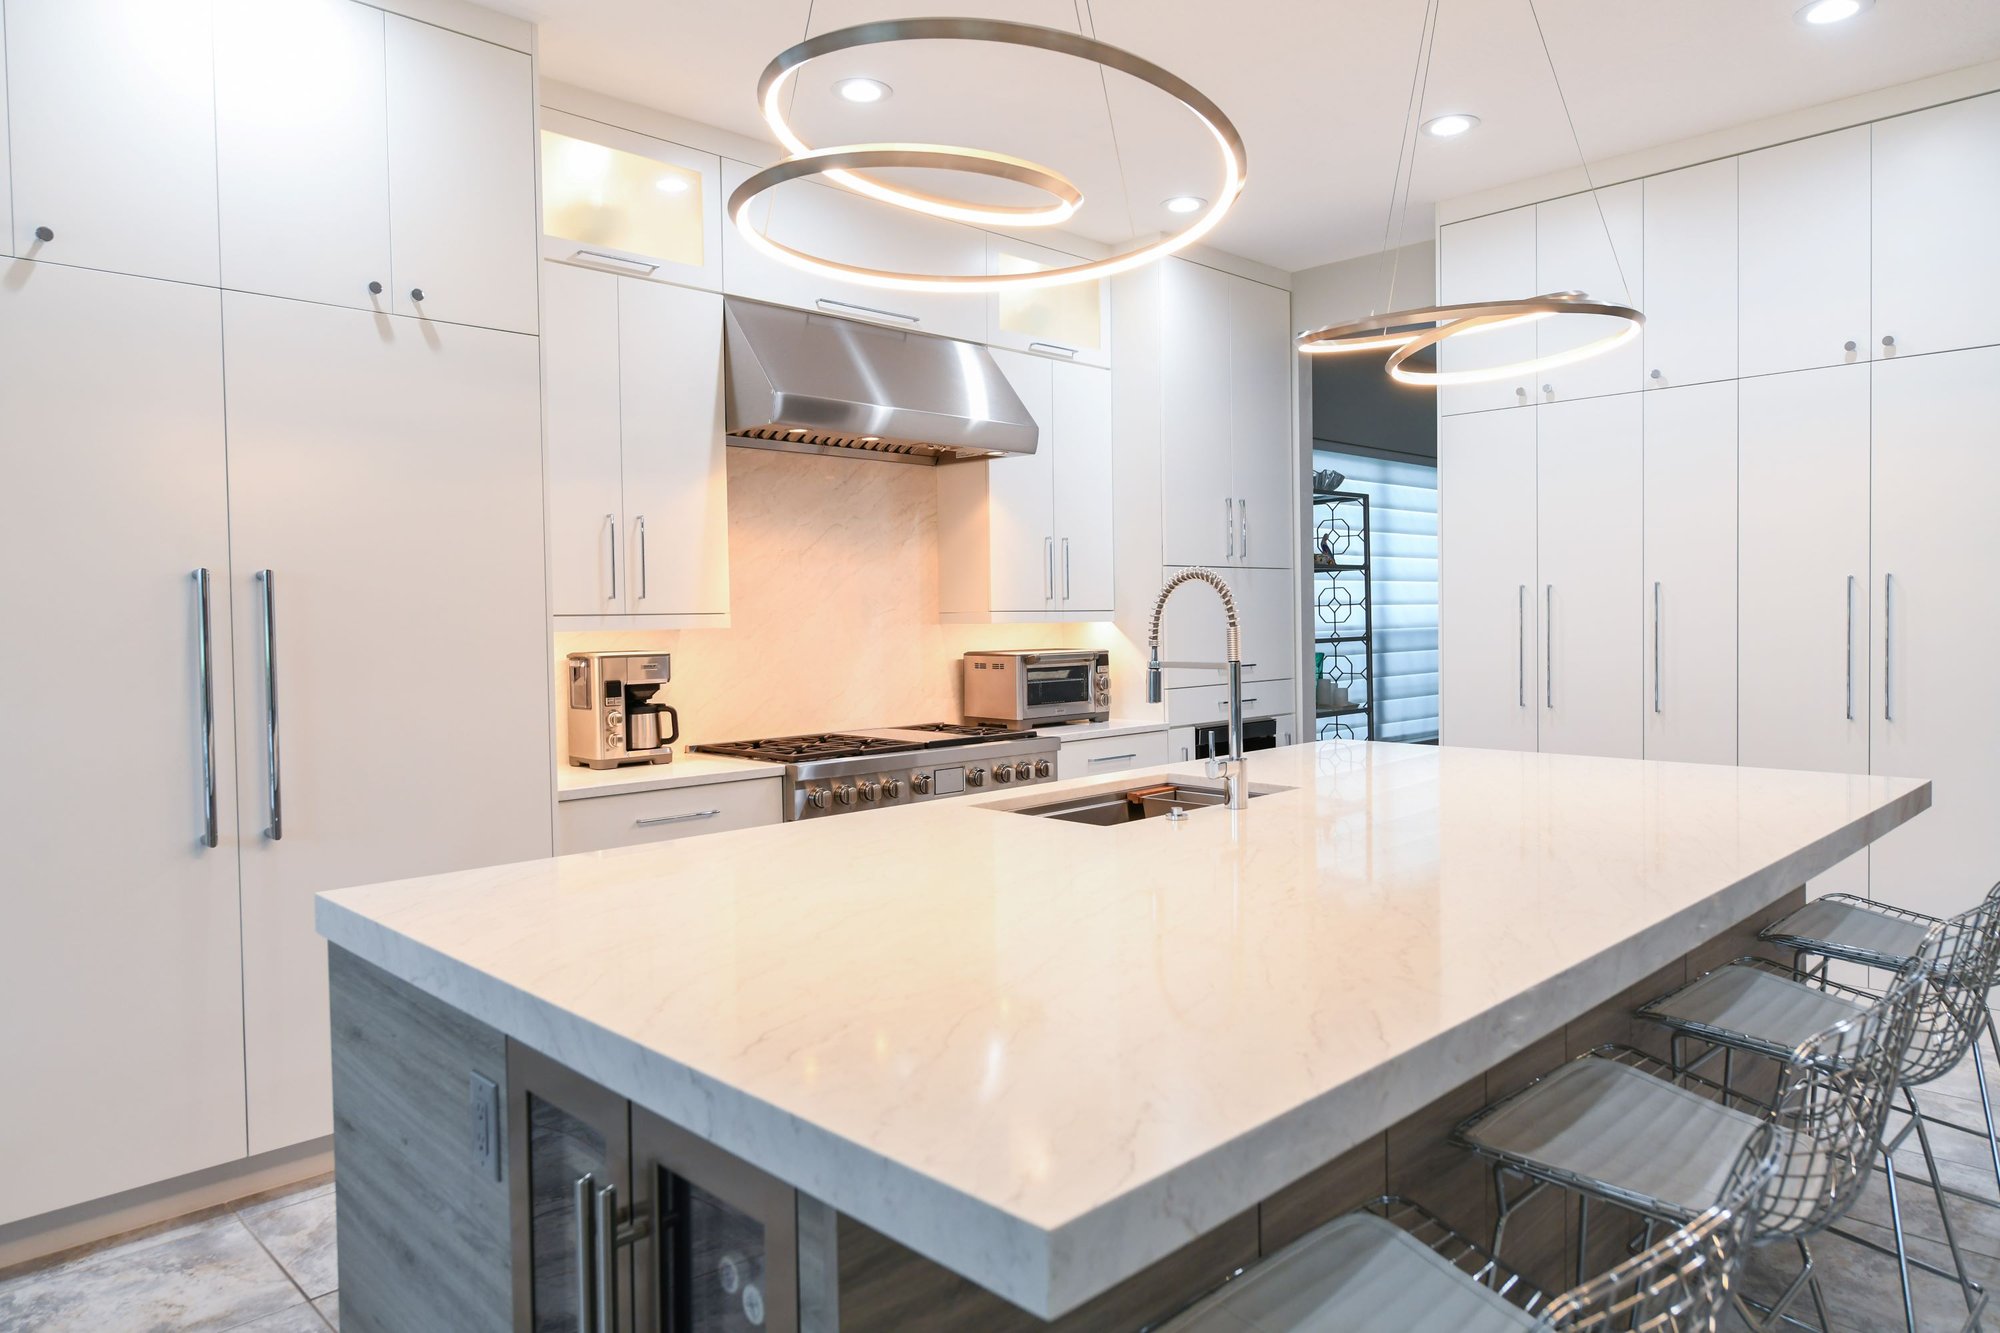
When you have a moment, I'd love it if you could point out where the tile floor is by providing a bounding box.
[4,1060,2000,1330]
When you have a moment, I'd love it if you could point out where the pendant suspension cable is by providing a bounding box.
[1375,0,1439,315]
[1384,0,1442,317]
[1524,0,1631,302]
[1073,0,1136,243]
[768,0,821,240]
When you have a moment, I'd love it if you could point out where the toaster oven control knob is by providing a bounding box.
[834,783,856,806]
[1013,761,1034,781]
[1033,758,1053,779]
[804,786,829,810]
[966,767,985,787]
[858,780,879,802]
[992,765,1013,783]
[882,778,905,799]
[1095,691,1110,706]
[910,772,932,794]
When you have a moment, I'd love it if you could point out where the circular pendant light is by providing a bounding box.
[734,17,1246,292]
[1372,296,1645,386]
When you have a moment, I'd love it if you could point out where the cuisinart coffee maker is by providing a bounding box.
[566,651,680,768]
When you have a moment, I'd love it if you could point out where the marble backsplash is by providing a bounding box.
[554,446,1141,751]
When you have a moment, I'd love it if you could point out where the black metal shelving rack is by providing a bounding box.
[1312,490,1376,740]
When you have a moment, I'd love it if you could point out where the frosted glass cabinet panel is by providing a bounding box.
[986,237,1111,367]
[541,109,722,291]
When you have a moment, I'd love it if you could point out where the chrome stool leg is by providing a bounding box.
[1976,1017,2000,1196]
[1910,1088,1987,1323]
[1884,1133,1919,1333]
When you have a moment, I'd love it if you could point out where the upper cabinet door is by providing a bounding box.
[619,280,730,619]
[1230,276,1295,569]
[1536,182,1644,402]
[214,0,391,310]
[1,3,12,255]
[1738,127,1870,379]
[541,107,722,292]
[1159,260,1235,566]
[542,261,626,616]
[1437,206,1538,415]
[1536,394,1643,760]
[7,0,219,285]
[984,349,1058,613]
[1642,382,1737,765]
[1436,407,1538,753]
[720,158,987,344]
[985,236,1111,368]
[384,15,537,334]
[1052,363,1114,613]
[1873,93,2000,361]
[1642,159,1736,389]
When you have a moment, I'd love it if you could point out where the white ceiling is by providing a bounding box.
[496,0,2000,273]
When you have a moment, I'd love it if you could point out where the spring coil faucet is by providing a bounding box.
[1146,568,1248,810]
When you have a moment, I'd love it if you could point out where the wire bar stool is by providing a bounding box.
[1453,954,1930,1333]
[1640,895,2000,1331]
[1762,882,2000,1208]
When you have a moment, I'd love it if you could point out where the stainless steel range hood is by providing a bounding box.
[723,297,1038,465]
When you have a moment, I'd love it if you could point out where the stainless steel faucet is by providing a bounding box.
[1146,568,1248,810]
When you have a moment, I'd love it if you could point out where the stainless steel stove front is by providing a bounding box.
[783,735,1060,821]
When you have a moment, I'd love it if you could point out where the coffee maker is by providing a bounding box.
[566,651,680,768]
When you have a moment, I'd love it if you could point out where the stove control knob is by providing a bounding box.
[1034,759,1053,779]
[834,783,856,806]
[966,767,986,787]
[1014,761,1034,781]
[911,772,932,795]
[859,780,879,802]
[992,765,1013,783]
[882,778,905,799]
[805,787,829,810]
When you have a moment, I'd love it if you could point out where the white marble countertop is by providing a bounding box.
[319,742,1928,1318]
[555,754,779,801]
[1031,717,1170,742]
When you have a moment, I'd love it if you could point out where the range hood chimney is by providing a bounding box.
[723,298,1039,465]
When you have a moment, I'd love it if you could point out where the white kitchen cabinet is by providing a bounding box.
[1642,382,1736,765]
[0,263,246,1227]
[1872,93,2000,361]
[1536,395,1643,759]
[1437,407,1538,752]
[1738,127,1871,379]
[223,294,552,1153]
[1536,182,1645,402]
[1437,206,1538,415]
[6,0,219,285]
[1162,676,1296,728]
[542,108,723,292]
[720,157,987,344]
[1869,346,2000,921]
[1055,729,1171,780]
[1231,276,1295,569]
[1157,564,1294,689]
[213,0,390,311]
[986,235,1111,367]
[385,13,537,334]
[937,352,1113,620]
[0,2,11,254]
[1738,364,1870,901]
[543,261,731,624]
[1642,159,1736,389]
[556,779,782,854]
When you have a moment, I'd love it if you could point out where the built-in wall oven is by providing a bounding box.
[962,649,1110,727]
[1193,717,1279,759]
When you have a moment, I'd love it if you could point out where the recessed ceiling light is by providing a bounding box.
[833,77,892,104]
[1163,195,1206,215]
[1795,0,1872,23]
[1422,113,1480,138]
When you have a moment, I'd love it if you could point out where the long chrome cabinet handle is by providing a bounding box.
[1652,581,1662,714]
[815,297,918,325]
[571,249,658,274]
[1028,341,1078,358]
[1044,537,1055,599]
[1061,537,1071,600]
[1883,573,1894,722]
[1544,585,1554,711]
[574,1175,597,1333]
[605,514,617,602]
[1516,584,1526,708]
[1845,575,1856,721]
[635,809,720,827]
[636,515,648,602]
[1224,497,1234,558]
[1239,499,1249,561]
[595,1183,618,1333]
[1086,752,1137,764]
[195,569,217,849]
[258,570,283,841]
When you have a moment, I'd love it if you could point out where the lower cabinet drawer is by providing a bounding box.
[557,778,783,853]
[1056,729,1170,780]
[1164,679,1295,726]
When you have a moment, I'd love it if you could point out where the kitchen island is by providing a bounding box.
[316,740,1929,1331]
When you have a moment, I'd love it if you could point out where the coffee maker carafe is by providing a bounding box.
[566,651,680,769]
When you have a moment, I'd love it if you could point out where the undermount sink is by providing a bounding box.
[1009,780,1267,826]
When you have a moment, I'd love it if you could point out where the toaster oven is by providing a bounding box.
[962,649,1110,727]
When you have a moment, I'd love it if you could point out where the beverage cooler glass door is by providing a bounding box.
[510,1048,635,1333]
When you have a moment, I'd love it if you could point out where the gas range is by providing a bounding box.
[692,723,1060,821]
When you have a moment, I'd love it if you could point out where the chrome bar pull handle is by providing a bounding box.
[814,297,918,325]
[634,809,720,828]
[1239,498,1249,561]
[1883,573,1894,722]
[605,514,617,602]
[1061,537,1071,600]
[594,1183,618,1333]
[574,1175,597,1332]
[1028,341,1078,358]
[1517,584,1527,708]
[1652,581,1663,714]
[635,515,648,602]
[1544,584,1554,710]
[195,569,217,849]
[1044,537,1055,600]
[1224,497,1234,558]
[258,570,282,841]
[1845,575,1856,721]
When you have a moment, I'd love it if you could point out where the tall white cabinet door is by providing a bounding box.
[6,0,219,284]
[1642,383,1736,764]
[224,295,552,1152]
[1160,261,1235,566]
[1738,127,1871,378]
[1437,206,1538,415]
[543,261,626,616]
[1738,365,1870,900]
[1642,160,1737,389]
[1,2,11,254]
[1053,363,1114,613]
[1437,408,1539,751]
[1870,347,2000,920]
[1232,277,1295,569]
[214,0,391,310]
[1873,94,2000,361]
[1537,395,1643,759]
[619,280,730,618]
[0,263,245,1226]
[985,349,1058,613]
[384,14,537,334]
[1536,182,1645,402]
